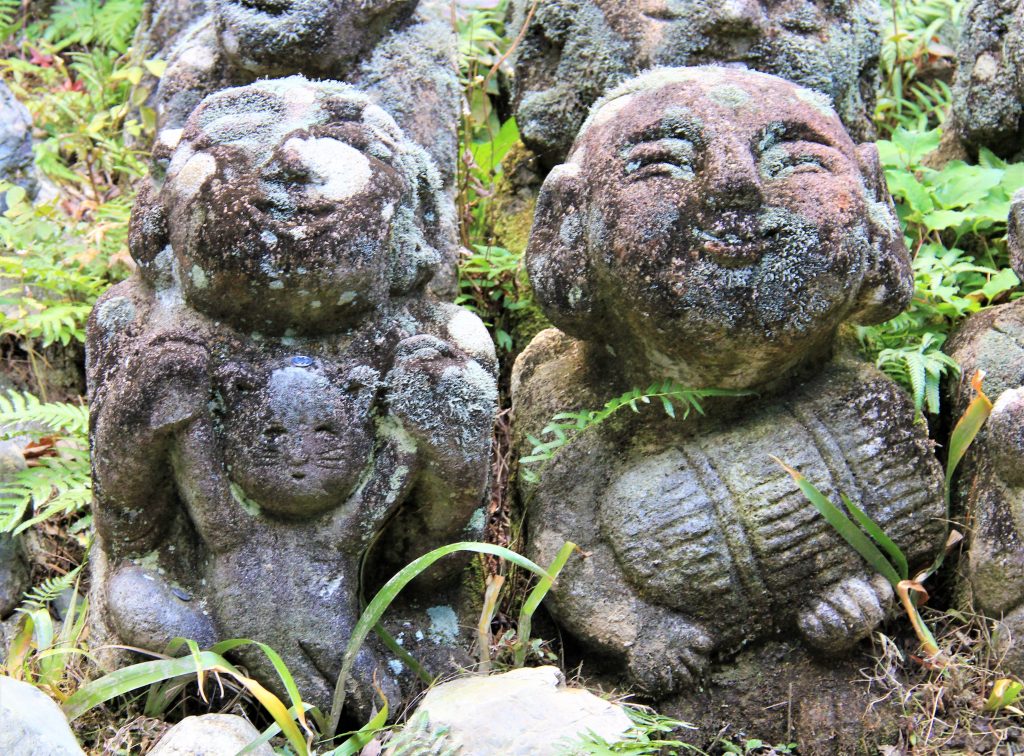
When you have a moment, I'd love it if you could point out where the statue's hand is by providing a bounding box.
[386,334,496,460]
[127,335,212,432]
[626,614,713,698]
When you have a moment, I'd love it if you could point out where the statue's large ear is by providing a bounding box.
[526,162,594,336]
[127,179,169,285]
[848,142,914,325]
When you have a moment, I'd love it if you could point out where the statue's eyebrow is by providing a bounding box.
[624,116,705,148]
[756,120,842,151]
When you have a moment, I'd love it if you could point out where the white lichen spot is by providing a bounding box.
[447,308,495,362]
[157,128,184,151]
[337,291,357,306]
[95,296,136,333]
[426,605,459,644]
[794,87,837,118]
[282,136,371,201]
[310,300,321,308]
[466,506,486,534]
[180,43,216,72]
[171,151,216,202]
[708,84,751,110]
[414,630,424,641]
[268,280,284,290]
[388,659,404,676]
[260,230,278,248]
[190,264,208,290]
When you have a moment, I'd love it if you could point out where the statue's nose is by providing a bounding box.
[703,140,764,210]
[705,0,766,33]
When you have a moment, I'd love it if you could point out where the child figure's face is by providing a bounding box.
[213,0,409,74]
[571,70,881,386]
[163,80,408,335]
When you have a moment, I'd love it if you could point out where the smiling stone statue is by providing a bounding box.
[87,77,497,716]
[512,67,945,744]
[508,0,882,166]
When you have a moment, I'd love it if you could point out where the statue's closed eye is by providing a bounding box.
[625,138,698,180]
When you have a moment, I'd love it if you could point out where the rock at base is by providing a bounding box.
[411,666,632,755]
[0,676,84,755]
[149,714,272,756]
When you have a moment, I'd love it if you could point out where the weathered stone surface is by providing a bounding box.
[87,77,497,718]
[0,80,36,213]
[149,714,272,756]
[0,440,29,618]
[150,1,462,294]
[512,68,945,741]
[508,0,883,166]
[410,666,632,755]
[154,1,458,186]
[945,190,1024,670]
[0,676,84,755]
[950,0,1024,159]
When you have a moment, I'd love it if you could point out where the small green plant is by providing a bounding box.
[58,540,576,753]
[520,382,750,483]
[876,0,963,135]
[2,570,89,697]
[0,390,90,534]
[457,243,531,352]
[563,706,703,755]
[718,739,798,756]
[858,126,1023,415]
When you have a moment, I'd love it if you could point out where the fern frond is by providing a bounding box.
[0,391,89,438]
[21,565,84,609]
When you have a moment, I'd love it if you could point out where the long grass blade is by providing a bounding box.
[840,493,909,581]
[326,701,389,756]
[774,458,902,588]
[514,541,577,667]
[326,542,558,739]
[945,370,993,511]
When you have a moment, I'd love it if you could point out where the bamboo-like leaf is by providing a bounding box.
[210,638,313,734]
[840,494,909,581]
[945,370,993,504]
[774,458,902,588]
[986,679,1024,712]
[327,701,389,756]
[514,541,577,668]
[62,651,309,755]
[326,542,557,738]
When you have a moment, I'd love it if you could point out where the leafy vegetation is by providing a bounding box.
[520,382,750,482]
[0,0,1021,752]
[859,125,1021,414]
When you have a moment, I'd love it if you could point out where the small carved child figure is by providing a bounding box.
[87,77,497,715]
[513,67,946,699]
[945,189,1024,669]
[508,0,883,166]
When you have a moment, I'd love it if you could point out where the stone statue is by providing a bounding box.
[945,189,1024,669]
[153,0,459,186]
[87,77,497,715]
[512,67,946,704]
[150,0,461,294]
[950,0,1024,159]
[0,81,37,214]
[508,0,882,166]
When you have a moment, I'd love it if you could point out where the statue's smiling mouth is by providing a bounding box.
[233,0,292,15]
[695,227,766,266]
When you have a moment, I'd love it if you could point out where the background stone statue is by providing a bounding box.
[950,0,1024,159]
[507,0,883,167]
[0,81,38,214]
[151,0,461,290]
[512,67,945,741]
[945,189,1024,669]
[87,77,497,716]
